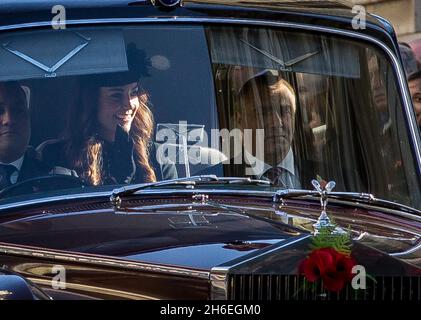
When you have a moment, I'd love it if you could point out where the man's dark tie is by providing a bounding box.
[0,164,17,190]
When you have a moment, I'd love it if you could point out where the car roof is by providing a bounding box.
[0,0,398,52]
[0,0,366,12]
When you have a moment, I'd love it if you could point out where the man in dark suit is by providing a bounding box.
[237,71,301,188]
[0,81,48,191]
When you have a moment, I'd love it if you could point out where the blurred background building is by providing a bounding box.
[350,0,421,41]
[356,0,421,129]
[351,0,421,69]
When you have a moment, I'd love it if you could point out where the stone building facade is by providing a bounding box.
[350,0,420,41]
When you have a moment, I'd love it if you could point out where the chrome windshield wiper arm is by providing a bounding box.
[239,39,319,69]
[239,39,286,68]
[111,175,218,198]
[273,189,375,201]
[110,175,270,206]
[273,189,421,216]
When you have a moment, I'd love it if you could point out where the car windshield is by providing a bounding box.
[0,24,419,209]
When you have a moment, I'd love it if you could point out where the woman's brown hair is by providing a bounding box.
[65,79,156,185]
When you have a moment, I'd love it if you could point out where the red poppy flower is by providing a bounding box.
[321,255,355,292]
[322,268,347,292]
[299,247,338,282]
[299,248,356,292]
[335,253,356,282]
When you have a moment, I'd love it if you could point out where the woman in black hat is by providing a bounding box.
[38,45,166,186]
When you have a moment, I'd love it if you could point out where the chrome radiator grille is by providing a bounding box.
[227,275,421,300]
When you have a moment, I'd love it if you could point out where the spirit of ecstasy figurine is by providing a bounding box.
[311,179,346,235]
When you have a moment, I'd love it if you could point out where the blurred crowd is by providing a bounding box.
[399,41,421,130]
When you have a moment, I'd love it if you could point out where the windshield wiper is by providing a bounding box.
[273,189,421,217]
[239,39,319,70]
[110,175,270,206]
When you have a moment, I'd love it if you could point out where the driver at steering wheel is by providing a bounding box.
[0,81,49,191]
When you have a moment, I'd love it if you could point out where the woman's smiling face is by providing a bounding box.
[97,82,140,142]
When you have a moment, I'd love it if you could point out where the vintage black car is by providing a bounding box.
[0,0,420,300]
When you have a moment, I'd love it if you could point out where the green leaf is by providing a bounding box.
[311,226,352,254]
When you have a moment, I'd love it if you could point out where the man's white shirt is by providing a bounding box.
[244,149,301,188]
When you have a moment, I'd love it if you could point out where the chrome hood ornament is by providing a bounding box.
[311,179,346,235]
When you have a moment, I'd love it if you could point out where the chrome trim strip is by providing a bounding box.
[0,189,273,211]
[319,197,421,222]
[210,272,229,300]
[390,241,421,257]
[0,191,111,211]
[1,187,420,221]
[0,243,209,279]
[30,278,159,300]
[275,189,421,216]
[112,188,421,219]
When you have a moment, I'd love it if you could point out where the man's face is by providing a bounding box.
[409,77,421,129]
[368,56,388,113]
[241,81,295,166]
[0,84,30,163]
